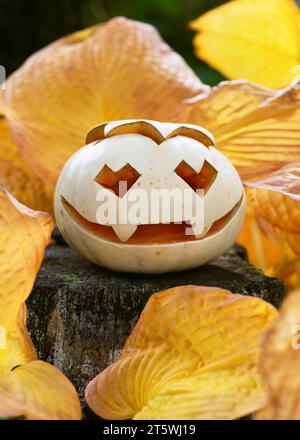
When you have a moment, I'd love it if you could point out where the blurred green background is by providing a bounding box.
[0,0,228,85]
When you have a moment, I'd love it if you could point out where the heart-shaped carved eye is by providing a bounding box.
[95,164,141,197]
[175,160,217,193]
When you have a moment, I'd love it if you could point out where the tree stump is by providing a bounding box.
[27,241,285,417]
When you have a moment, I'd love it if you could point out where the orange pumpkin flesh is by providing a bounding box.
[206,198,242,237]
[61,196,242,244]
[95,164,141,197]
[61,146,239,244]
[107,121,164,144]
[86,121,213,146]
[95,160,217,199]
[175,160,217,193]
[166,126,213,147]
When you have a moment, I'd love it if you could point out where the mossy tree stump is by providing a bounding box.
[27,240,285,416]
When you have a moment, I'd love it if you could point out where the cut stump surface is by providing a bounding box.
[27,242,285,417]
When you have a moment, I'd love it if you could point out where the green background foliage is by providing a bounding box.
[0,0,228,85]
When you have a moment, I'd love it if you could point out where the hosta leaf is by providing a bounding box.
[5,17,204,186]
[256,289,300,419]
[237,205,281,273]
[0,116,52,212]
[86,285,277,420]
[246,162,300,206]
[0,187,53,332]
[241,163,300,275]
[177,80,300,180]
[0,188,81,420]
[0,361,81,420]
[190,0,300,88]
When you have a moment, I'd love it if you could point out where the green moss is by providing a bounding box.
[129,285,145,296]
[226,248,238,257]
[54,273,83,284]
[233,255,265,275]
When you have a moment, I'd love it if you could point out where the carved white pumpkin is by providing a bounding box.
[54,119,245,273]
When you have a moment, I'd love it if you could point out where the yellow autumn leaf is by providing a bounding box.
[4,17,205,187]
[241,163,300,282]
[0,188,53,330]
[176,80,300,180]
[237,203,281,273]
[255,289,300,419]
[0,361,81,420]
[190,0,300,89]
[85,285,277,420]
[0,115,53,212]
[0,188,81,420]
[0,89,5,114]
[175,80,300,280]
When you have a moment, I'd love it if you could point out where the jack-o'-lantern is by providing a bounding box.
[54,120,245,273]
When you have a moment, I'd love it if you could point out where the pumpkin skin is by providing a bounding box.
[54,119,245,273]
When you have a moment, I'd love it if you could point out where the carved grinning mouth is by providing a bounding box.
[60,196,243,245]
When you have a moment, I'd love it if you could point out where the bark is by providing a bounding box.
[27,240,285,418]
